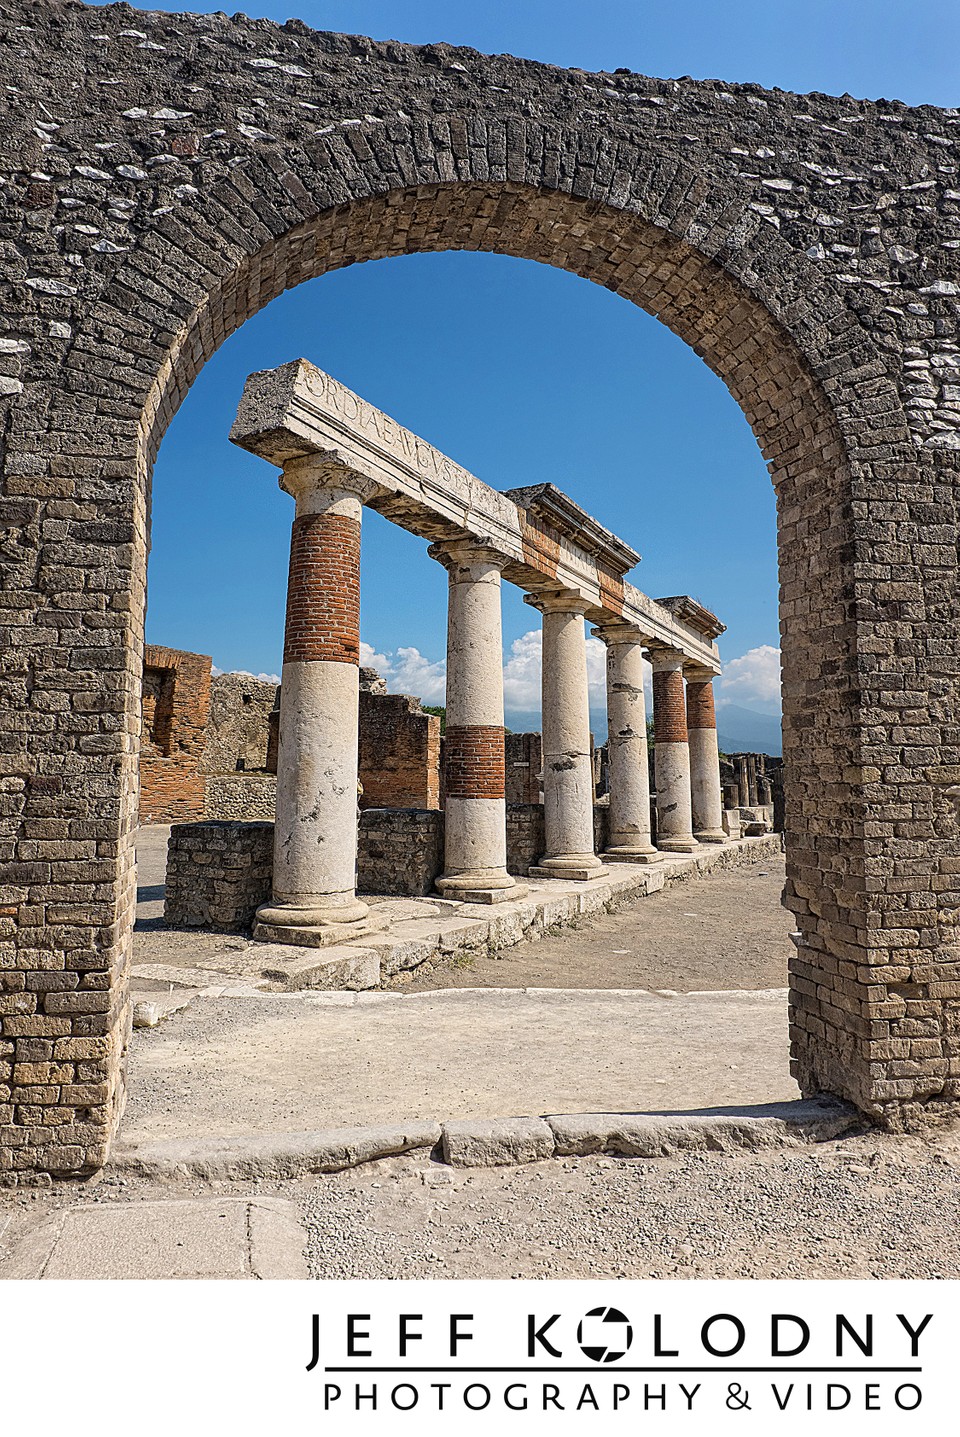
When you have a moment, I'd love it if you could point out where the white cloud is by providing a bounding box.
[716,644,782,712]
[359,640,447,703]
[502,628,610,716]
[213,666,281,685]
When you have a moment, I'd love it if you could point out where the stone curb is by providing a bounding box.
[109,1098,859,1179]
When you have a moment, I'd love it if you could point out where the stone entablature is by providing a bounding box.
[231,361,722,675]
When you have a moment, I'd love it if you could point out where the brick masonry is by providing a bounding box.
[3,3,960,1172]
[139,646,212,824]
[686,680,717,731]
[283,512,361,665]
[443,725,506,800]
[653,669,688,744]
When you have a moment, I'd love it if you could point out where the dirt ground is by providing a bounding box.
[392,854,792,992]
[5,1125,960,1281]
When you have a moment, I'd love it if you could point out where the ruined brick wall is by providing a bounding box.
[506,803,609,875]
[505,732,543,805]
[5,0,960,1173]
[139,645,211,823]
[359,692,441,810]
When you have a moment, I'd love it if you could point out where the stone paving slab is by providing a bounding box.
[0,1197,308,1280]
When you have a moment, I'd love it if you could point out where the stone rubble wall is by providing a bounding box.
[204,773,278,822]
[165,821,274,932]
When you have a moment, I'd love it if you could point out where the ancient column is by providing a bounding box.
[594,622,660,862]
[254,458,378,945]
[528,590,605,880]
[650,648,699,853]
[685,665,727,843]
[429,540,525,903]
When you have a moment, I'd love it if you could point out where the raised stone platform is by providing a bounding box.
[134,833,781,996]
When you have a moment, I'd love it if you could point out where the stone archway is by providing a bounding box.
[3,0,958,1177]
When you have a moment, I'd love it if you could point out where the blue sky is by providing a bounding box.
[98,0,959,729]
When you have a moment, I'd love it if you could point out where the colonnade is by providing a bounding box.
[253,457,728,946]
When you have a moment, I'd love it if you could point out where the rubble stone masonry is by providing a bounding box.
[3,0,960,1171]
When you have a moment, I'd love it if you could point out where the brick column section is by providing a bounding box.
[594,622,661,863]
[429,540,526,903]
[651,648,699,853]
[527,589,605,881]
[685,664,727,843]
[254,457,380,946]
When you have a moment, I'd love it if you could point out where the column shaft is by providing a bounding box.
[686,669,726,843]
[431,542,525,903]
[530,594,605,881]
[597,626,660,863]
[651,651,699,854]
[255,463,377,946]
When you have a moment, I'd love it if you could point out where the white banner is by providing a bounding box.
[2,1278,953,1436]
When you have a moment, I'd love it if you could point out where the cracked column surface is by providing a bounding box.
[528,591,605,881]
[595,623,661,863]
[429,540,526,904]
[651,648,699,854]
[685,665,727,843]
[254,458,380,946]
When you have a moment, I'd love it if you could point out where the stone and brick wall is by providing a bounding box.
[6,1,960,1174]
[139,646,212,824]
[201,672,278,777]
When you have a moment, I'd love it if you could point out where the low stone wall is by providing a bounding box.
[205,772,277,821]
[166,805,616,930]
[358,808,444,897]
[165,821,273,932]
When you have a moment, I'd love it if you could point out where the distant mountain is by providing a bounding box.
[717,705,782,757]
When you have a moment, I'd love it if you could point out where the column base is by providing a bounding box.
[604,844,663,864]
[253,897,382,949]
[694,829,728,844]
[529,854,607,882]
[656,838,700,854]
[436,873,529,905]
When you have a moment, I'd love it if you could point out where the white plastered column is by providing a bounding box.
[594,622,661,863]
[685,664,727,843]
[528,590,605,881]
[651,647,699,854]
[429,540,525,903]
[254,457,380,946]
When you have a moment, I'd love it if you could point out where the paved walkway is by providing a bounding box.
[0,1197,308,1280]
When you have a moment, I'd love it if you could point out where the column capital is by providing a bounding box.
[427,537,507,574]
[684,663,720,684]
[590,621,649,647]
[647,645,685,673]
[280,454,382,508]
[524,586,589,616]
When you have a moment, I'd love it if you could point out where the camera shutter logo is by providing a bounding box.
[577,1307,634,1364]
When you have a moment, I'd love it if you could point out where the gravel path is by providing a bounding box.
[302,1130,960,1280]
